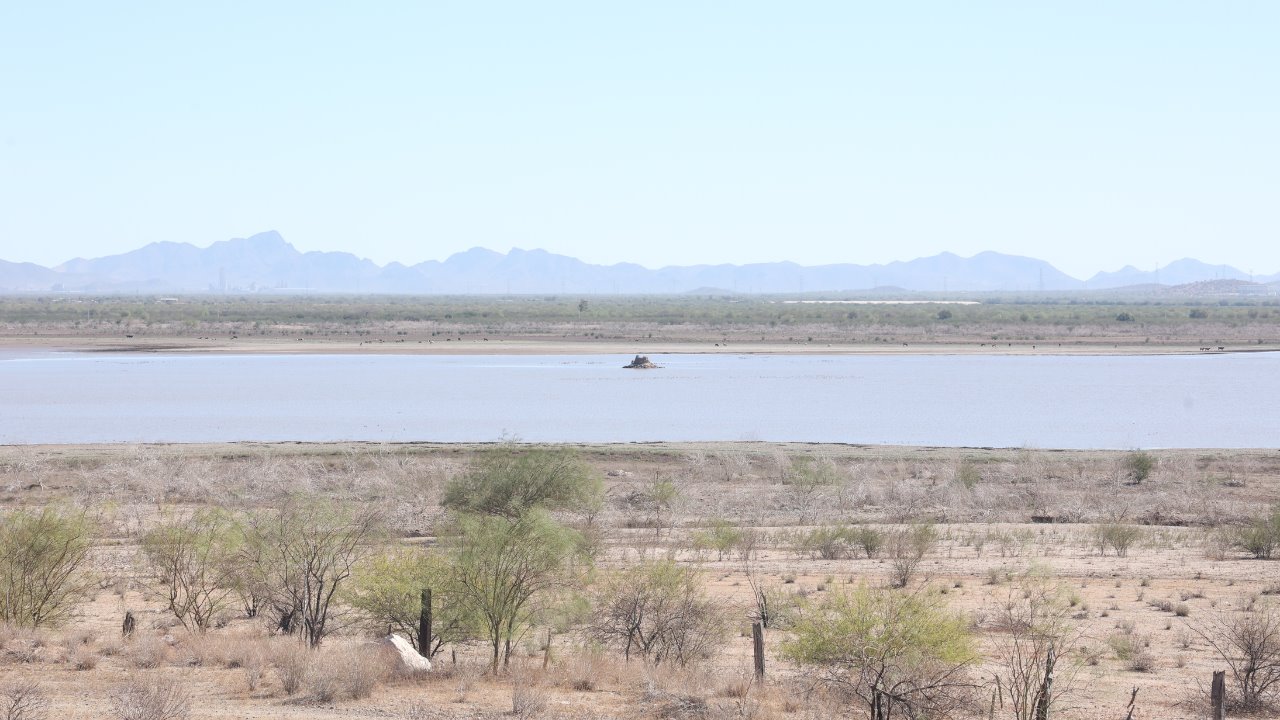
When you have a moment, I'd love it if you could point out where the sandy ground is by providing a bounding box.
[0,523,1269,719]
[3,442,1279,718]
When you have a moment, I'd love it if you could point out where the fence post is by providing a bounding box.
[1211,670,1226,720]
[752,621,765,681]
[419,588,433,659]
[1033,642,1055,720]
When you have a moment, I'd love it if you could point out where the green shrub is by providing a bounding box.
[783,585,974,718]
[0,507,96,628]
[1094,523,1143,557]
[691,520,744,562]
[1123,451,1155,483]
[955,462,981,490]
[798,525,857,560]
[1236,505,1280,559]
[855,526,885,559]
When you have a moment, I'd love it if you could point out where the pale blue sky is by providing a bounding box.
[2,2,1277,278]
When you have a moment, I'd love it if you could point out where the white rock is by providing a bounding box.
[383,633,432,672]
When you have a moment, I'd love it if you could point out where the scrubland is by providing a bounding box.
[3,294,1279,352]
[2,443,1280,719]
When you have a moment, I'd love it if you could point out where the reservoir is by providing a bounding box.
[1,351,1276,448]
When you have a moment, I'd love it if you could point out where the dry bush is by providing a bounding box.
[98,638,123,657]
[1093,523,1143,557]
[108,678,190,720]
[304,643,396,702]
[450,662,485,703]
[717,673,752,699]
[243,650,266,692]
[1,627,46,664]
[67,644,98,670]
[0,679,49,720]
[1107,632,1153,672]
[989,578,1086,720]
[219,634,273,669]
[888,524,937,588]
[511,671,550,718]
[590,559,728,666]
[271,642,312,696]
[1193,602,1280,712]
[553,647,616,692]
[126,634,171,669]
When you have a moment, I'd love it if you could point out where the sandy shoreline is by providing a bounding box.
[2,334,1271,356]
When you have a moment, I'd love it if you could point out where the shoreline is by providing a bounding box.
[3,440,1278,455]
[2,334,1274,357]
[4,439,1277,456]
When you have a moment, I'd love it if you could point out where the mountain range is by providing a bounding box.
[2,231,1277,294]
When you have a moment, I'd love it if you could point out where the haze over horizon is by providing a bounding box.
[2,3,1277,276]
[5,229,1277,295]
[31,231,1280,281]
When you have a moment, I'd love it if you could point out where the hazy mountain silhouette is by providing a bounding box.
[0,260,62,291]
[0,231,1275,294]
[1085,258,1272,289]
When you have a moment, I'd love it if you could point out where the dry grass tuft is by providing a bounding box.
[125,634,170,669]
[510,671,550,719]
[301,642,396,702]
[107,678,190,720]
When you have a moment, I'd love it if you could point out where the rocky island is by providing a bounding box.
[623,354,660,369]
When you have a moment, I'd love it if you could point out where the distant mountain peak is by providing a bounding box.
[3,232,1277,295]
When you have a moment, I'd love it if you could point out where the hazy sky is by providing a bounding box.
[2,2,1277,278]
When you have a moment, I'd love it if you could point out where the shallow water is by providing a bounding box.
[1,351,1276,448]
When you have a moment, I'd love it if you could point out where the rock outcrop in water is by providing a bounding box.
[624,355,660,369]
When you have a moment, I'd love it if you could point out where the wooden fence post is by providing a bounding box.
[419,588,433,659]
[751,621,765,681]
[1033,642,1055,720]
[1211,670,1226,720]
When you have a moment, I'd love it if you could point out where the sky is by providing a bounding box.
[1,2,1277,279]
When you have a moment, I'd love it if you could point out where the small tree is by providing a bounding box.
[1193,603,1280,712]
[888,524,938,588]
[590,559,726,666]
[242,500,380,647]
[786,457,841,524]
[0,507,95,628]
[783,585,976,719]
[345,547,473,657]
[448,511,584,672]
[141,509,242,633]
[991,578,1084,719]
[645,474,681,539]
[443,446,602,520]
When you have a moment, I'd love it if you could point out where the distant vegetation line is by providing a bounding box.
[2,294,1278,347]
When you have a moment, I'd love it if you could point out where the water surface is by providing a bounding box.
[1,351,1275,448]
